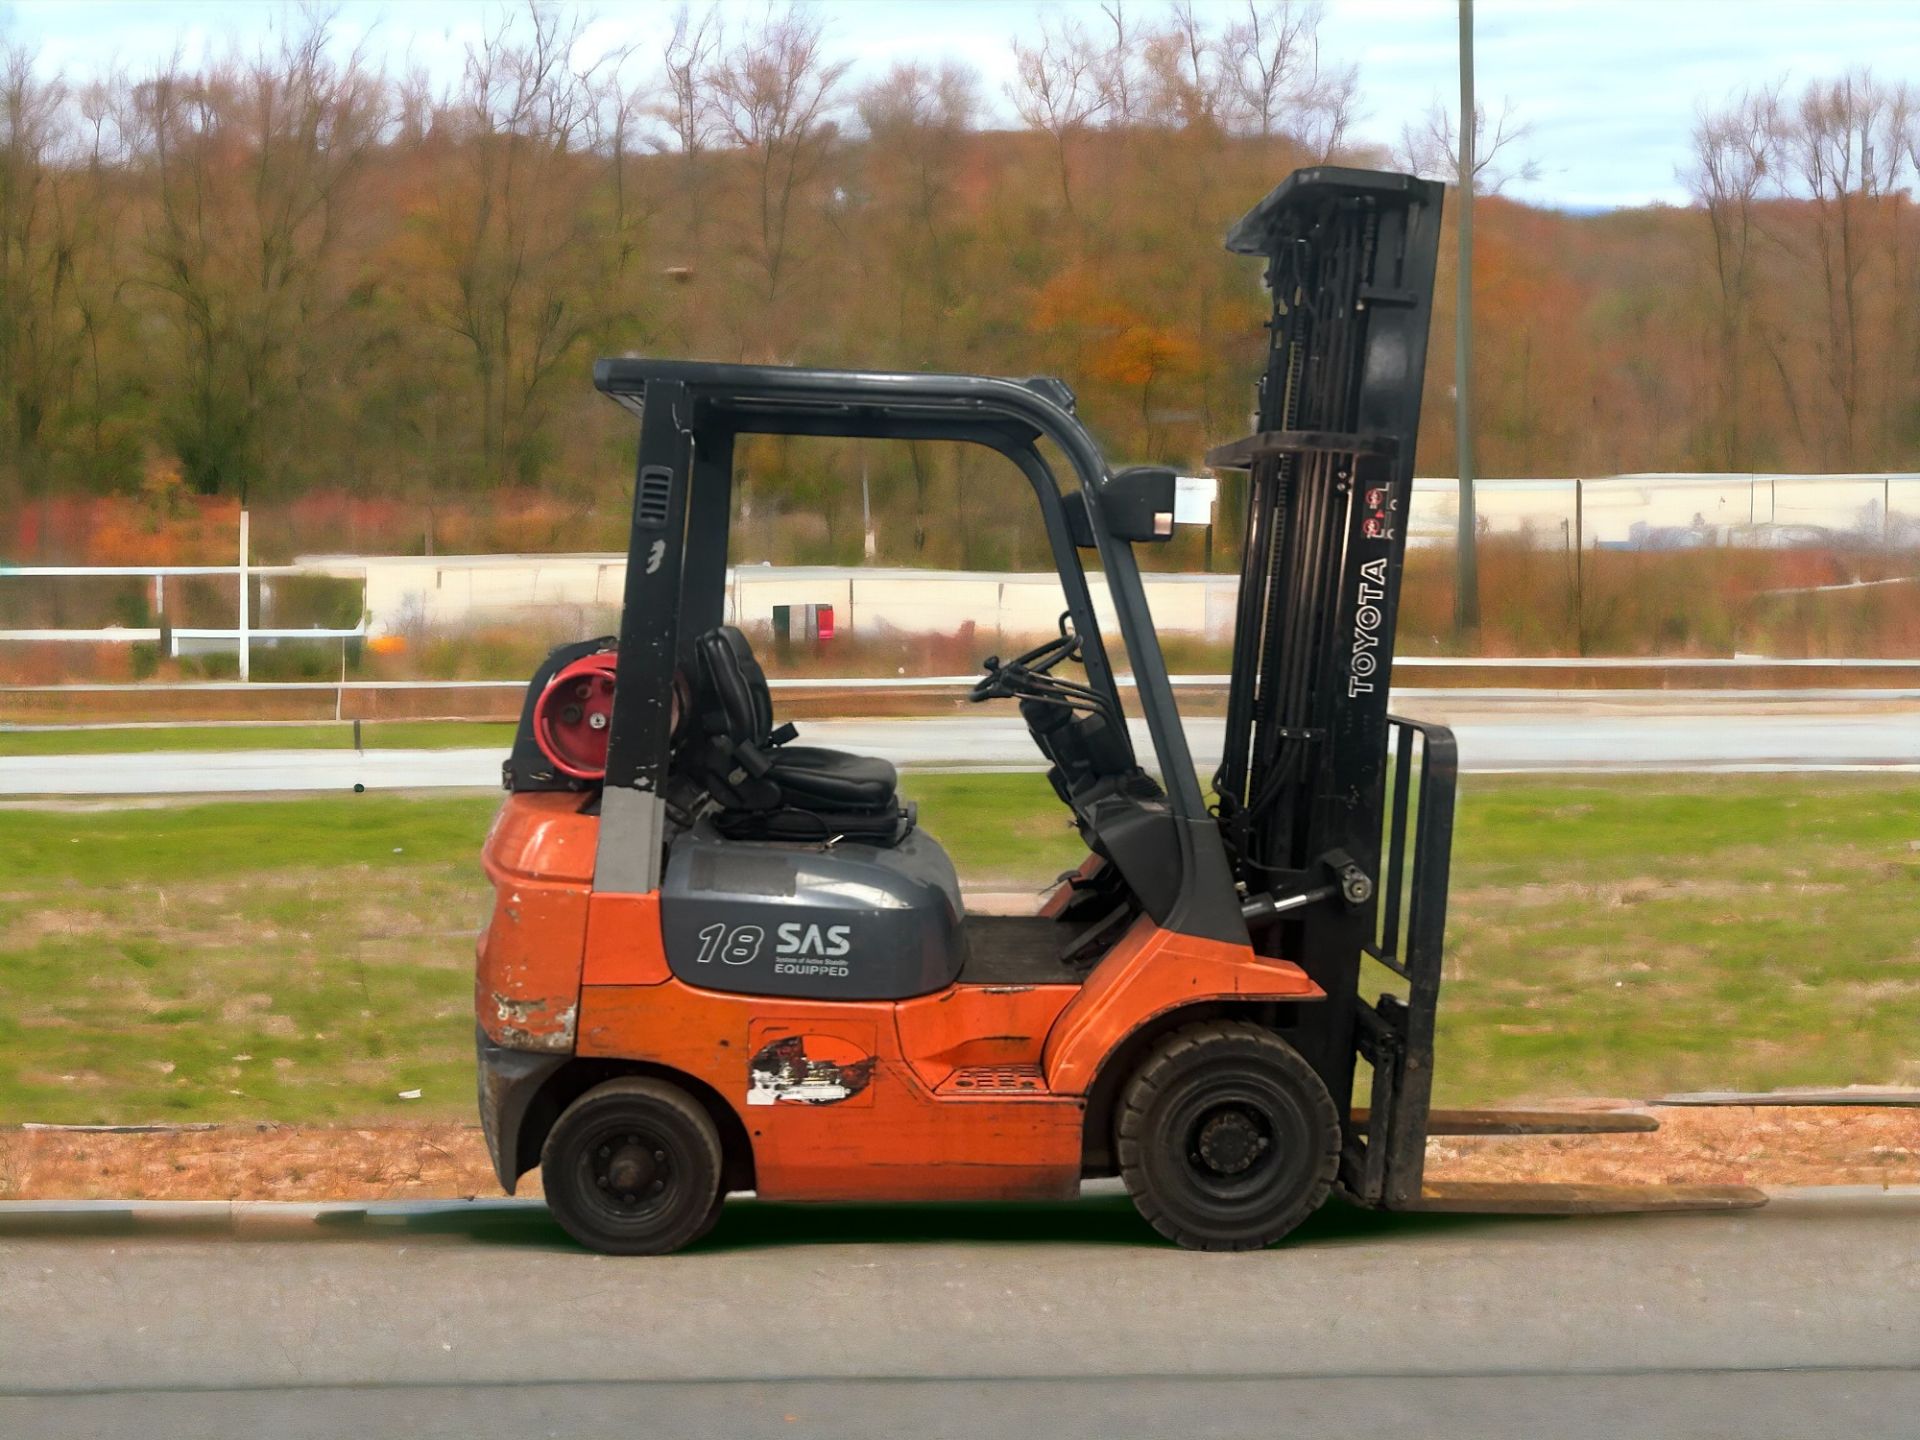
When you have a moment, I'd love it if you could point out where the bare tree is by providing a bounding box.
[858,58,977,252]
[1222,0,1317,137]
[1904,92,1920,194]
[1781,70,1907,464]
[63,71,134,483]
[0,48,86,493]
[130,16,385,497]
[1294,58,1359,161]
[656,4,722,240]
[392,62,436,147]
[1682,84,1779,469]
[1867,81,1914,458]
[858,59,980,547]
[1144,2,1230,129]
[858,62,978,344]
[583,45,652,284]
[1397,96,1539,193]
[424,2,621,484]
[707,5,848,314]
[1094,2,1147,128]
[1009,13,1108,212]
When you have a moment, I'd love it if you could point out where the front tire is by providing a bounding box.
[540,1077,724,1255]
[1117,1020,1340,1251]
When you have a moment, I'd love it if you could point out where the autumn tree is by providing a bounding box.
[857,61,977,357]
[1396,96,1539,193]
[1009,13,1108,213]
[1093,3,1151,128]
[411,3,629,485]
[1148,3,1233,128]
[9,7,1920,579]
[656,4,723,246]
[706,4,847,345]
[1780,71,1912,465]
[1682,84,1778,469]
[128,19,384,497]
[0,49,89,495]
[1220,0,1355,155]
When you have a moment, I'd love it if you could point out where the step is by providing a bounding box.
[936,1064,1049,1098]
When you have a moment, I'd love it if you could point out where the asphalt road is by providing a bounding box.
[3,704,1918,794]
[2,1190,1915,1439]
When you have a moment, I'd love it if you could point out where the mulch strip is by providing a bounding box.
[3,1105,1915,1203]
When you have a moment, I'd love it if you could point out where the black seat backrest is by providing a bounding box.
[695,626,774,748]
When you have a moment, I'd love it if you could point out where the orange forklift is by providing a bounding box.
[474,167,1760,1254]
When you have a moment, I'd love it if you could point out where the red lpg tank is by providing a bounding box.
[533,653,618,780]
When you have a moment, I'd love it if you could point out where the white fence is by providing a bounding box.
[7,473,1920,655]
[1404,472,1920,549]
[280,554,1238,640]
[296,473,1920,639]
[0,513,362,679]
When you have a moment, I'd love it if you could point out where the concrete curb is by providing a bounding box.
[1753,1184,1920,1216]
[0,1197,546,1239]
[3,1186,1918,1240]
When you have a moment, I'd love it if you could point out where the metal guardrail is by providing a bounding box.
[0,564,322,576]
[1396,655,1920,669]
[0,627,365,643]
[4,687,1917,733]
[4,655,1920,699]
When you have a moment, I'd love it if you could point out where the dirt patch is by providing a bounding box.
[2,1106,1914,1202]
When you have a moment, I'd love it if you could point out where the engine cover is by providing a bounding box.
[658,822,966,1000]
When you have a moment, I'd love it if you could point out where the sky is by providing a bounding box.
[8,0,1920,209]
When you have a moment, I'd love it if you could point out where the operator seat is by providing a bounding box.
[687,626,911,843]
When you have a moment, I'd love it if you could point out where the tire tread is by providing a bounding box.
[1116,1020,1340,1251]
[540,1076,724,1256]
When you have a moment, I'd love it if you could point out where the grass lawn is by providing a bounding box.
[0,721,516,756]
[1,773,1915,1125]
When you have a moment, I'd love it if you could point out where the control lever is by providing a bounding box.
[968,655,1006,704]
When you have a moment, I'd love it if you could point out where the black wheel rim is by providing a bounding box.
[570,1118,687,1230]
[1162,1076,1310,1213]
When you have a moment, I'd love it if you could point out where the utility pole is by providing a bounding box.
[1454,0,1480,632]
[860,444,876,560]
[1573,477,1584,654]
[237,508,251,682]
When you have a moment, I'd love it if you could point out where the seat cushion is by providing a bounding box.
[712,804,913,846]
[768,746,899,813]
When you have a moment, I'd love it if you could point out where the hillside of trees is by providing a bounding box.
[0,4,1917,569]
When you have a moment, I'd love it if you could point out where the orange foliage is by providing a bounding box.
[64,462,243,567]
[1089,322,1202,389]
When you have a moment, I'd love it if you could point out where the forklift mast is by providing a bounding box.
[1206,168,1455,1207]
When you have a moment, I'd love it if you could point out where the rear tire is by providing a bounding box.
[1117,1020,1339,1251]
[541,1077,724,1255]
